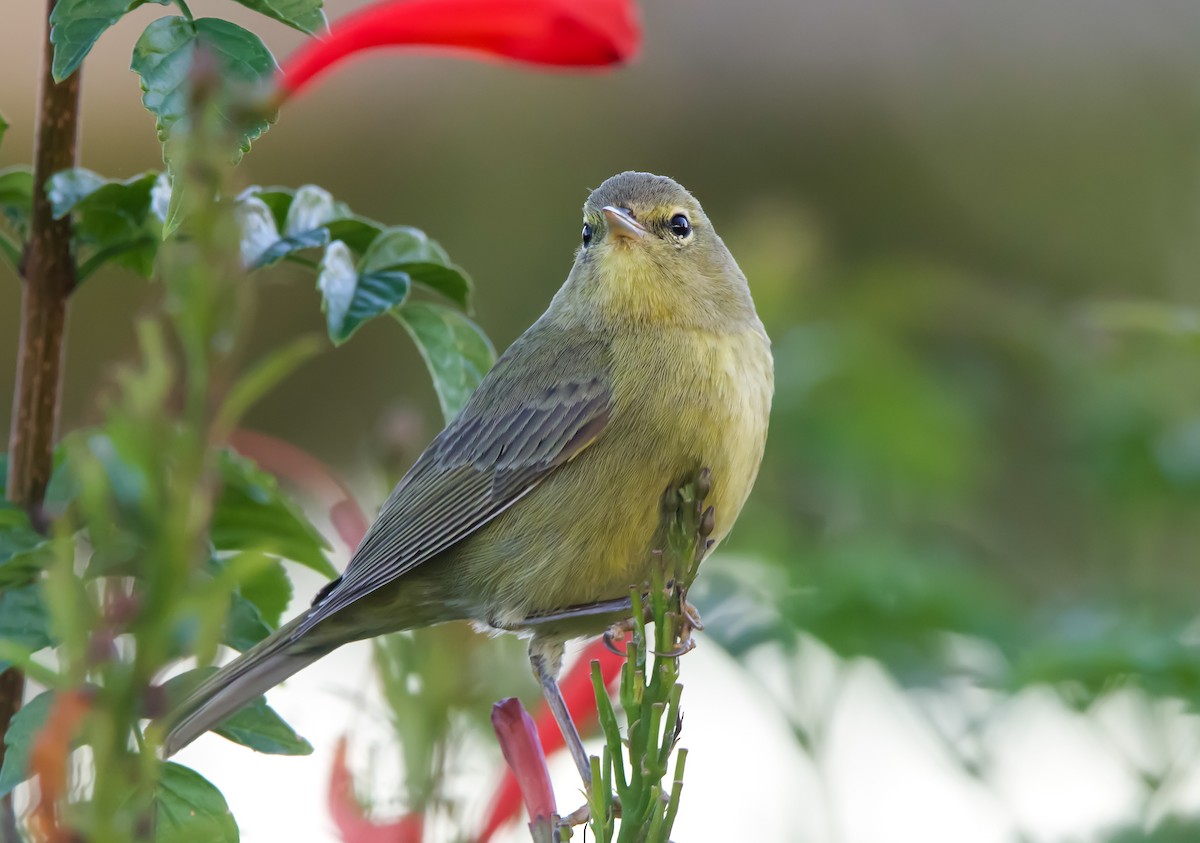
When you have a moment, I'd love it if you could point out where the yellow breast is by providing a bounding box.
[612,322,774,548]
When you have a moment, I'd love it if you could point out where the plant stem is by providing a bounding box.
[2,0,82,837]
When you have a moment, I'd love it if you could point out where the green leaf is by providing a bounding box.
[360,226,472,310]
[224,590,273,651]
[0,584,52,672]
[0,690,54,798]
[245,184,345,268]
[236,185,386,267]
[235,195,280,265]
[0,504,53,588]
[218,693,312,755]
[283,184,345,235]
[253,226,330,269]
[240,186,294,230]
[395,302,496,422]
[0,111,7,149]
[132,17,278,184]
[212,451,336,578]
[0,166,34,232]
[317,226,472,345]
[163,670,311,755]
[196,554,280,654]
[231,0,325,35]
[237,557,292,628]
[319,240,410,344]
[324,216,383,254]
[46,167,106,218]
[49,0,171,82]
[155,763,239,843]
[47,169,161,279]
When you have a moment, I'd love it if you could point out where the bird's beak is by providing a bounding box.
[603,205,649,241]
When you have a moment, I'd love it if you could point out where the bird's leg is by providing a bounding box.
[528,640,592,790]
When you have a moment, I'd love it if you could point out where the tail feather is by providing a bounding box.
[162,614,334,757]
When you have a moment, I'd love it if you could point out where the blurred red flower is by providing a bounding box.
[279,0,642,99]
[329,736,425,843]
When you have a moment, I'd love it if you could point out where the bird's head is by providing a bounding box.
[552,172,759,332]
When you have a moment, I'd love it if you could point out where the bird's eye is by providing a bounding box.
[582,223,593,247]
[669,214,691,238]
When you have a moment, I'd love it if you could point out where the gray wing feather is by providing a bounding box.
[297,333,612,634]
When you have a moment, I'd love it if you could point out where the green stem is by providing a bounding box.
[2,1,82,838]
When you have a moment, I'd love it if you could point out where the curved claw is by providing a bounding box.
[650,636,696,659]
[603,627,628,657]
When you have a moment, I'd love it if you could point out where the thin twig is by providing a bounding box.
[2,1,82,838]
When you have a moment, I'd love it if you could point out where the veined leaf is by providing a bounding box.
[0,584,53,672]
[395,301,495,422]
[0,166,34,232]
[318,226,472,345]
[132,17,277,159]
[132,17,277,235]
[324,216,383,254]
[47,169,162,280]
[163,669,311,755]
[231,0,326,35]
[361,225,471,309]
[0,503,53,588]
[0,691,54,798]
[212,451,336,578]
[46,167,106,218]
[49,0,170,82]
[155,763,239,843]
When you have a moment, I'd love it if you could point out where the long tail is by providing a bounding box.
[162,613,336,757]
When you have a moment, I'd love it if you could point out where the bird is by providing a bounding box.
[162,171,774,784]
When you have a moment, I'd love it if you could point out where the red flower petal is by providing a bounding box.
[490,697,556,828]
[477,637,625,842]
[278,0,642,99]
[329,736,425,843]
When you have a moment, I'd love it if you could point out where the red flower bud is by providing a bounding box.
[478,638,625,842]
[278,0,642,100]
[490,697,557,830]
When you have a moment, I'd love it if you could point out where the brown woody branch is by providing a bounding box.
[2,0,82,838]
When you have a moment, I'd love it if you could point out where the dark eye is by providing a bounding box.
[669,214,691,238]
[582,223,593,247]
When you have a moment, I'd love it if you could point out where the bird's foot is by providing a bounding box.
[562,794,622,828]
[606,594,704,658]
[648,596,704,658]
[603,617,638,656]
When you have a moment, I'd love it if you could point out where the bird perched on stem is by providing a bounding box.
[163,171,773,785]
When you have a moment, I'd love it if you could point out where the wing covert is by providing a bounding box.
[299,331,613,632]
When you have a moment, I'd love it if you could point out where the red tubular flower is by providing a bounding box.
[329,736,425,843]
[278,0,642,100]
[490,697,557,832]
[478,638,626,842]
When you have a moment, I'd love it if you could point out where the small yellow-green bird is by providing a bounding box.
[164,172,774,778]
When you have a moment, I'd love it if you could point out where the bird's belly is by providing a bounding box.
[447,326,772,630]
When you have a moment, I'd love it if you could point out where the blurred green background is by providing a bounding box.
[5,0,1200,840]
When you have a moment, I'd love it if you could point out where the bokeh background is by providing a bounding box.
[5,1,1200,841]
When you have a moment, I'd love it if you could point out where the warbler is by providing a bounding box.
[163,172,774,776]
